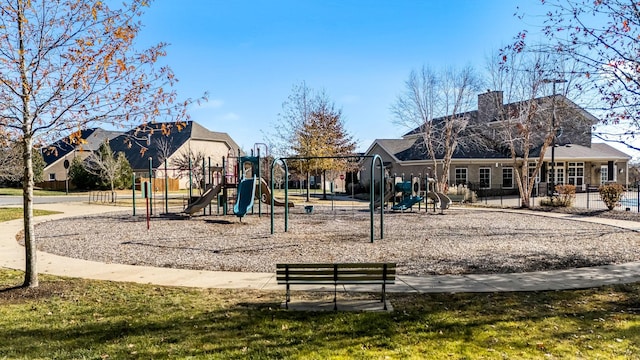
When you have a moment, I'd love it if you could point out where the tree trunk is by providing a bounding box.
[18,0,37,287]
[22,134,37,288]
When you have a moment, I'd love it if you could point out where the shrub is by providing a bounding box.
[599,183,624,210]
[555,184,576,207]
[539,184,576,207]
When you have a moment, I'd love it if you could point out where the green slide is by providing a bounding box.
[391,196,423,211]
[234,177,257,218]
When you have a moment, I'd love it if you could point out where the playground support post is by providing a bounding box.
[164,159,169,214]
[188,157,192,201]
[370,154,384,242]
[208,157,212,215]
[132,173,136,216]
[270,158,289,234]
[257,148,262,217]
[148,157,153,216]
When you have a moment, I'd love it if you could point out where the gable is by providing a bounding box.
[109,121,241,171]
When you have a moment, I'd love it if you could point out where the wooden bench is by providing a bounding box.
[276,263,396,310]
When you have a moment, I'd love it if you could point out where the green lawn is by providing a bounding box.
[0,269,638,359]
[0,208,60,222]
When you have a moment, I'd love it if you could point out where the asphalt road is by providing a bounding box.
[0,195,91,206]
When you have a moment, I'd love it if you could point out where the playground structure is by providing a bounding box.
[380,175,451,213]
[181,146,293,219]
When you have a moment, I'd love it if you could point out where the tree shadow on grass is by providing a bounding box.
[1,279,639,358]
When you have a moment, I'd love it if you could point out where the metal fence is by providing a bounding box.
[471,182,640,213]
[576,185,640,212]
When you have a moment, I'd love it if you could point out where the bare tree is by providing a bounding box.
[155,137,175,165]
[171,149,207,194]
[85,141,130,197]
[0,139,22,182]
[0,138,44,184]
[0,0,196,287]
[509,0,640,152]
[489,51,587,207]
[391,66,482,192]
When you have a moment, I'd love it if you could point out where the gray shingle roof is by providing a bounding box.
[42,128,122,166]
[109,121,241,171]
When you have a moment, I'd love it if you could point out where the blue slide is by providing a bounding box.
[391,196,423,211]
[234,177,257,218]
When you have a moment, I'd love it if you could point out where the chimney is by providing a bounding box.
[478,90,503,122]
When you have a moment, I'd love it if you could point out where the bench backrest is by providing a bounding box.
[276,263,396,285]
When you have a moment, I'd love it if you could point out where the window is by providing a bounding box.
[48,173,56,181]
[455,168,467,185]
[567,162,584,188]
[502,167,514,188]
[600,165,616,184]
[547,162,565,185]
[479,168,491,189]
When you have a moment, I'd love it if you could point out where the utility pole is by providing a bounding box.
[543,78,567,196]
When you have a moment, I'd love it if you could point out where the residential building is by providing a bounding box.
[362,91,631,194]
[42,128,122,183]
[109,121,242,189]
[41,121,242,190]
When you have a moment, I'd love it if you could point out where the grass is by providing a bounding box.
[0,208,60,222]
[0,269,638,359]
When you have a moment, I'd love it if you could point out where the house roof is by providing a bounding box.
[109,121,241,170]
[369,137,511,162]
[541,143,632,161]
[42,128,122,166]
[375,92,625,163]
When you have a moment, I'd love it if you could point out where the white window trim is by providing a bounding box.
[502,167,514,189]
[479,167,491,189]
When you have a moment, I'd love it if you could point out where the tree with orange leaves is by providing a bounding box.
[0,0,200,287]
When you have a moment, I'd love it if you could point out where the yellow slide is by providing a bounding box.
[183,183,223,215]
[257,178,294,208]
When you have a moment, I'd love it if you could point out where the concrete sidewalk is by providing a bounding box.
[1,202,639,293]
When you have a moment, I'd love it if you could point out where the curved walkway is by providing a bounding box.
[1,202,639,293]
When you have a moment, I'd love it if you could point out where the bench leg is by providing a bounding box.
[286,284,290,309]
[334,285,337,311]
[382,283,387,310]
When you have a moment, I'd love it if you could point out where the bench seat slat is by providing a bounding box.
[277,263,335,269]
[277,270,335,276]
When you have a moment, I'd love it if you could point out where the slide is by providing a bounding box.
[429,192,451,210]
[391,196,423,211]
[257,178,294,208]
[183,183,223,215]
[234,177,257,217]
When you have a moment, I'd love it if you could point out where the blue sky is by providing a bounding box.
[135,1,555,153]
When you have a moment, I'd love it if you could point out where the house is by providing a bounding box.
[41,121,242,190]
[362,91,632,194]
[109,121,242,189]
[42,128,122,184]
